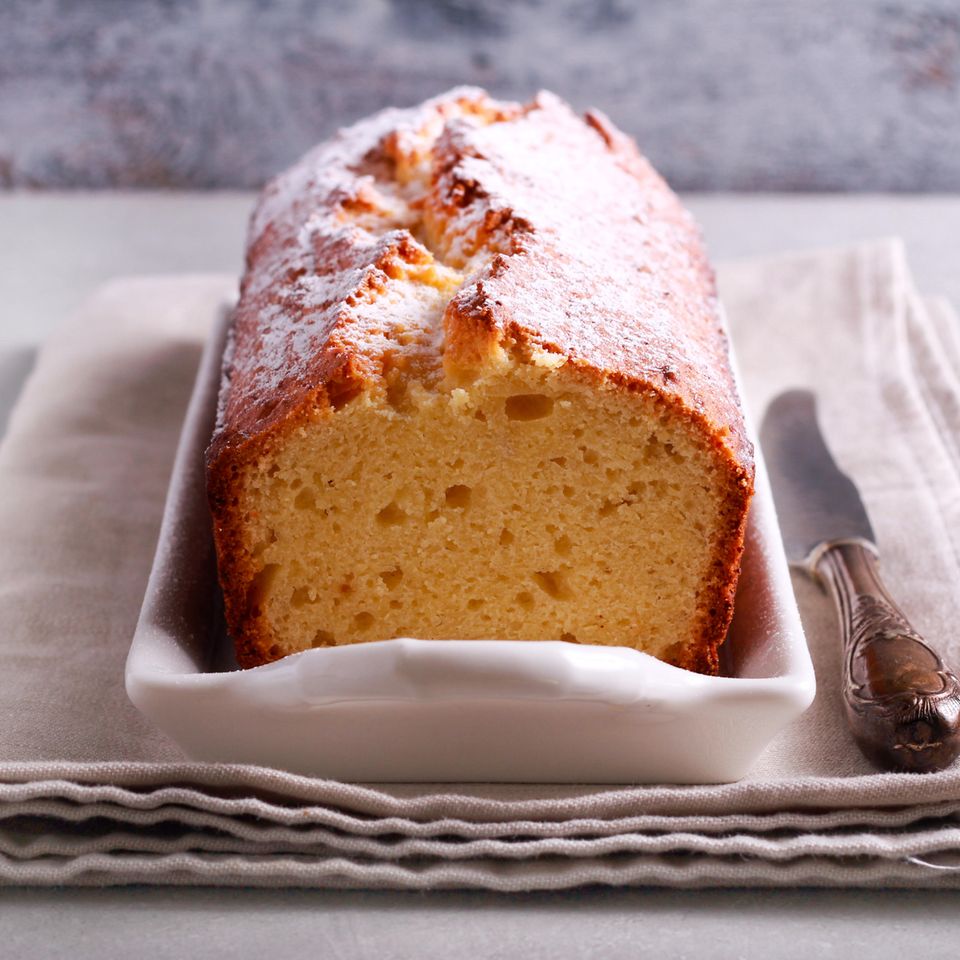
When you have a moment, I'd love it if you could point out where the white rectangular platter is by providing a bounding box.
[126,309,815,783]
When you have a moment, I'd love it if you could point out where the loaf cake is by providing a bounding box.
[207,88,754,674]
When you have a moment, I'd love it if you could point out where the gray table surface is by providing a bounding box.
[0,193,958,958]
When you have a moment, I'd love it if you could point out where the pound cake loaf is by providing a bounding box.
[207,88,754,674]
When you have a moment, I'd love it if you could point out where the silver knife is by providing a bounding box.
[761,389,960,773]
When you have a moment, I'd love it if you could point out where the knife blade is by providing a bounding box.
[761,389,960,773]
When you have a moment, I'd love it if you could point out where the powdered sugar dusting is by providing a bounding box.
[433,92,750,464]
[209,87,750,473]
[210,87,503,453]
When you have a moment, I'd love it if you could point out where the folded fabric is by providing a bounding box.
[1,240,959,889]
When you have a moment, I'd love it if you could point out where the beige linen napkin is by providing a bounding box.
[1,240,960,889]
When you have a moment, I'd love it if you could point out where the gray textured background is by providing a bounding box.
[1,0,959,191]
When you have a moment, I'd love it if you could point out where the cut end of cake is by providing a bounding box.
[215,360,748,673]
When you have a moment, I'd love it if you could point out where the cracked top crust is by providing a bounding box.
[208,87,752,481]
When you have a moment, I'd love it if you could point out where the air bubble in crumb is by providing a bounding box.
[290,586,315,608]
[247,564,279,617]
[353,611,375,631]
[505,394,554,421]
[376,502,407,526]
[379,567,404,590]
[516,591,535,610]
[444,484,472,509]
[532,570,572,600]
[294,487,316,510]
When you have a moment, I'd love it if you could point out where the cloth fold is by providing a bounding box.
[1,239,959,888]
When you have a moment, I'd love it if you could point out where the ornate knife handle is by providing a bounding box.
[814,540,960,773]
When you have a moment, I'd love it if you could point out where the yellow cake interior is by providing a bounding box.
[239,363,730,664]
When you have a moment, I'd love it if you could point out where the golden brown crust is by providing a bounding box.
[207,87,754,673]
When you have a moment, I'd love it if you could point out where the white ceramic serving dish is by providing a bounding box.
[126,309,815,783]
